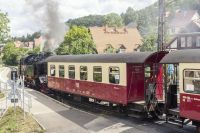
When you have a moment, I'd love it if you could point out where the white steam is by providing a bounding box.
[25,0,67,52]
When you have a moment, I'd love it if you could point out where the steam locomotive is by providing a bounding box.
[19,52,52,91]
[19,50,200,133]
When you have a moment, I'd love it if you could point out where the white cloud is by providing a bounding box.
[0,0,157,37]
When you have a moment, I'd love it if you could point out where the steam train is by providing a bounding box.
[19,50,200,132]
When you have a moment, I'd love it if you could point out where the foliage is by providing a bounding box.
[0,107,44,133]
[103,13,123,27]
[2,42,28,66]
[121,7,138,25]
[56,26,97,55]
[0,11,10,43]
[104,44,115,53]
[140,34,157,52]
[14,31,41,42]
[27,46,40,55]
[67,15,105,27]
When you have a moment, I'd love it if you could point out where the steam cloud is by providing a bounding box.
[25,0,67,52]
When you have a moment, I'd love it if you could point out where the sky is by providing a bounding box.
[0,0,157,37]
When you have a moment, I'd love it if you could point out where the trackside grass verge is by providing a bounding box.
[0,107,44,133]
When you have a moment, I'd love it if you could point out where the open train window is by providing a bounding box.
[184,69,200,94]
[80,66,87,80]
[109,67,120,84]
[59,65,64,77]
[50,65,56,76]
[93,66,102,82]
[68,65,75,79]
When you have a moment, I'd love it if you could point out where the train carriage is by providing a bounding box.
[46,51,167,116]
[160,49,200,132]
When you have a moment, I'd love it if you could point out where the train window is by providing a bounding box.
[59,65,64,77]
[145,66,151,78]
[50,65,56,76]
[93,66,102,82]
[196,36,200,47]
[109,67,120,84]
[184,70,200,94]
[187,37,192,47]
[80,66,87,80]
[68,65,75,79]
[181,37,186,47]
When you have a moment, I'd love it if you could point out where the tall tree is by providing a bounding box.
[104,13,123,27]
[2,42,28,66]
[56,26,97,55]
[121,7,138,25]
[0,11,10,43]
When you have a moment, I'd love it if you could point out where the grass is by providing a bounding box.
[0,107,44,133]
[0,92,4,99]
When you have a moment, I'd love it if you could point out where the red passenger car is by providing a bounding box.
[161,49,200,132]
[46,51,167,116]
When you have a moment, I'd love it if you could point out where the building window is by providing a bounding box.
[59,65,64,77]
[93,66,102,82]
[68,65,75,79]
[196,36,200,47]
[184,70,200,94]
[50,65,56,76]
[109,67,120,84]
[118,48,126,53]
[187,37,192,47]
[180,37,186,47]
[80,66,87,80]
[171,27,175,33]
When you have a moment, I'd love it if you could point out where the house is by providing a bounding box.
[89,26,142,54]
[164,32,200,51]
[168,10,200,35]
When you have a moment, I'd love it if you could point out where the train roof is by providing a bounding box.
[160,49,200,64]
[45,51,167,63]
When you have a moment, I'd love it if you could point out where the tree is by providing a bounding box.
[56,26,97,55]
[121,7,138,25]
[2,42,28,66]
[27,46,40,55]
[104,13,123,27]
[67,15,105,27]
[0,11,10,43]
[140,34,157,52]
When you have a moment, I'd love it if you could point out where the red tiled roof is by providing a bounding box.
[89,26,142,53]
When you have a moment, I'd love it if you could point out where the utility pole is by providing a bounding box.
[157,0,165,51]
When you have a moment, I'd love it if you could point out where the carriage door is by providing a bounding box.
[144,63,160,105]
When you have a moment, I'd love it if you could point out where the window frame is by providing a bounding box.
[68,65,75,79]
[109,66,120,84]
[196,36,200,47]
[80,66,88,80]
[93,66,102,82]
[50,65,56,77]
[183,69,200,94]
[59,65,65,78]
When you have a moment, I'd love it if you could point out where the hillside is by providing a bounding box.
[66,0,200,36]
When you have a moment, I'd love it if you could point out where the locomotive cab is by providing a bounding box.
[161,49,200,132]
